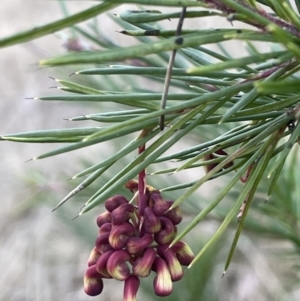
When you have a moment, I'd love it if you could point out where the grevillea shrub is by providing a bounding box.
[84,182,194,300]
[2,1,300,299]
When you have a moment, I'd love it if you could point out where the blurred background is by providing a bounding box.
[1,1,300,301]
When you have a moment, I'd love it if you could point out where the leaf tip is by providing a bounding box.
[25,158,35,163]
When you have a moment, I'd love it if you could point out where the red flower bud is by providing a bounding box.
[105,195,128,212]
[88,247,101,267]
[144,207,161,234]
[124,275,140,301]
[151,192,171,216]
[109,223,135,250]
[125,180,139,193]
[84,265,103,296]
[157,244,183,281]
[132,247,156,277]
[95,232,113,254]
[154,217,176,245]
[99,223,112,235]
[164,201,182,225]
[171,241,194,266]
[204,149,232,174]
[152,257,173,296]
[126,233,154,255]
[111,203,135,225]
[107,250,131,281]
[96,250,114,278]
[96,211,112,227]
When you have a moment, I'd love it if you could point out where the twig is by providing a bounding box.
[159,7,186,130]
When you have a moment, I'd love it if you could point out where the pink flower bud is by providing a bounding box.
[152,257,173,297]
[124,275,140,301]
[132,247,156,277]
[84,265,103,296]
[88,247,101,267]
[164,201,182,225]
[109,223,135,250]
[154,217,176,245]
[106,250,131,280]
[96,211,112,227]
[157,244,183,281]
[95,232,113,254]
[171,241,194,266]
[111,203,135,225]
[151,192,171,216]
[126,233,153,255]
[144,207,161,234]
[96,250,114,278]
[99,223,112,235]
[105,195,128,212]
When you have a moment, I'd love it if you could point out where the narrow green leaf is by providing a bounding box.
[119,10,221,23]
[0,127,101,140]
[235,94,300,117]
[53,163,113,211]
[38,92,196,102]
[72,129,160,178]
[0,2,116,48]
[155,121,270,163]
[104,0,207,7]
[220,62,291,123]
[267,120,300,183]
[40,30,265,66]
[255,79,300,94]
[224,131,280,274]
[84,82,252,143]
[188,51,287,74]
[119,29,200,37]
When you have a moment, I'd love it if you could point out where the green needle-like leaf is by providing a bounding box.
[119,10,222,23]
[0,2,117,48]
[40,30,268,66]
[223,130,281,274]
[188,51,288,74]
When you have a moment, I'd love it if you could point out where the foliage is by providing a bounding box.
[2,0,300,296]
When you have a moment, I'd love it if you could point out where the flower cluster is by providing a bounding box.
[84,184,194,300]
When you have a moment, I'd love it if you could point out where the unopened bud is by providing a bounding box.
[84,265,103,296]
[96,250,114,278]
[164,201,182,225]
[132,247,156,277]
[111,203,135,225]
[88,247,101,267]
[154,217,176,245]
[124,275,140,301]
[96,211,112,227]
[144,207,161,234]
[126,233,153,255]
[109,223,135,250]
[105,195,128,212]
[95,232,113,254]
[151,192,171,216]
[157,244,183,281]
[152,257,173,296]
[171,241,194,266]
[107,250,131,281]
[99,223,112,235]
